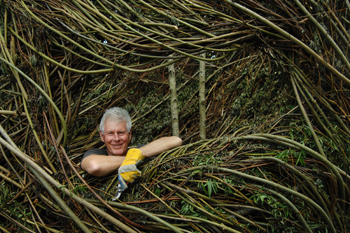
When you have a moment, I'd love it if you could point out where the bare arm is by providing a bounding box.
[81,155,125,177]
[81,136,182,177]
[139,136,182,157]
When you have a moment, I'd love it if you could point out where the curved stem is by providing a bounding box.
[257,156,330,216]
[225,0,350,85]
[291,76,325,157]
[256,185,313,233]
[211,166,336,233]
[0,57,68,147]
[28,166,92,233]
[294,0,350,73]
[0,136,137,233]
[22,97,57,173]
[253,133,345,207]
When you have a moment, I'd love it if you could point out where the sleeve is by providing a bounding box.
[81,148,107,162]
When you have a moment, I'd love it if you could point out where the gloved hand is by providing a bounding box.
[118,148,145,189]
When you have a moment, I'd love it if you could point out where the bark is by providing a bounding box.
[169,56,179,136]
[199,53,206,140]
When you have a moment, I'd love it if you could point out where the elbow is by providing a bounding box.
[82,160,104,177]
[173,136,182,146]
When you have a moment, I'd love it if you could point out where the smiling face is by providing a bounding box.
[99,119,131,156]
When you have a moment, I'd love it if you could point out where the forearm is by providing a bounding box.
[81,155,125,177]
[139,136,182,157]
[82,136,182,177]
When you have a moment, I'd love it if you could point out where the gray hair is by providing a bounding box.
[99,107,132,133]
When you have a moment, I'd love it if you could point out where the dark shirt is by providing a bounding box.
[81,145,145,163]
[81,148,108,161]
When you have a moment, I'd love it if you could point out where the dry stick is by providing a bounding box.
[71,0,109,30]
[0,211,36,233]
[28,208,42,233]
[0,170,22,189]
[21,97,57,173]
[168,55,180,136]
[225,1,350,85]
[221,207,266,232]
[68,0,215,56]
[59,146,154,232]
[323,1,350,43]
[346,0,350,12]
[3,4,7,45]
[44,62,61,137]
[199,197,243,230]
[0,57,68,147]
[0,27,28,100]
[138,0,215,38]
[14,25,177,72]
[15,4,180,73]
[220,134,298,149]
[291,76,326,158]
[43,112,73,190]
[27,193,49,233]
[176,0,208,23]
[204,173,255,206]
[294,73,335,139]
[133,79,190,123]
[322,98,350,136]
[295,74,349,160]
[84,208,111,232]
[296,71,350,162]
[294,0,350,73]
[0,143,24,185]
[256,185,313,233]
[293,67,350,135]
[101,6,227,62]
[28,166,92,233]
[139,22,179,30]
[217,131,346,210]
[139,184,183,233]
[116,0,146,22]
[74,0,121,30]
[252,133,345,209]
[257,156,330,217]
[201,165,337,233]
[7,179,33,204]
[199,53,206,140]
[0,136,137,233]
[0,225,11,233]
[49,39,108,67]
[308,0,350,46]
[161,183,242,233]
[87,198,187,233]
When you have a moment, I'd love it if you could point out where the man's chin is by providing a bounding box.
[109,148,125,156]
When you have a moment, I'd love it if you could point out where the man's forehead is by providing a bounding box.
[105,117,125,124]
[104,118,127,130]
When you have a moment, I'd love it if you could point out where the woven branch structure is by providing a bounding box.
[1,0,350,232]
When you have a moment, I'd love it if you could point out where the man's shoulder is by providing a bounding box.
[85,148,108,155]
[82,148,108,161]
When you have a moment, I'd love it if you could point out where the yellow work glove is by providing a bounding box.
[118,149,145,189]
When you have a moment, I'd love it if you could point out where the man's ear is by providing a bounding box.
[99,130,105,142]
[129,129,132,142]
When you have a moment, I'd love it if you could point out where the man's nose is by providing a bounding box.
[113,133,120,141]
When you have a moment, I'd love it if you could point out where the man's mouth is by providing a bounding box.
[111,144,122,149]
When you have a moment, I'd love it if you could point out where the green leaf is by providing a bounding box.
[207,180,212,198]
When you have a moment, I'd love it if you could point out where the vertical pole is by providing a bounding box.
[168,57,179,136]
[199,53,206,140]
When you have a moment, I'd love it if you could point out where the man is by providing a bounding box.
[81,107,182,181]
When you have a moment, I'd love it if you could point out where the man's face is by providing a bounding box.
[99,119,131,156]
